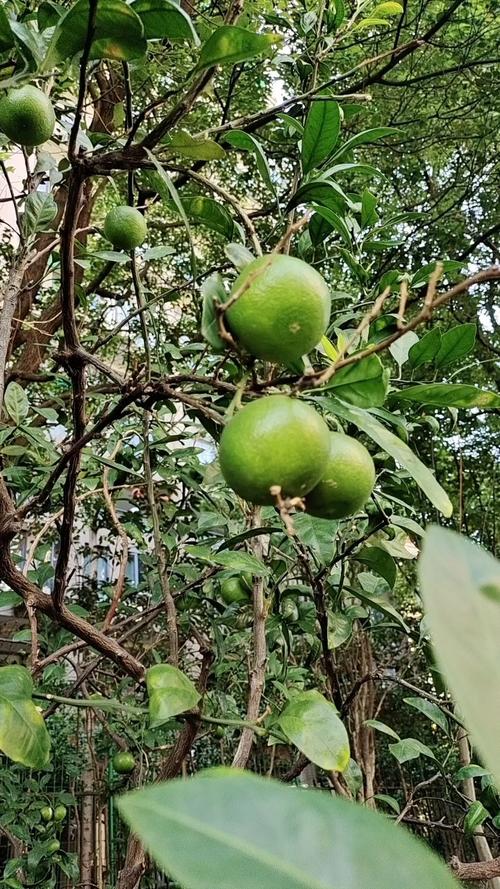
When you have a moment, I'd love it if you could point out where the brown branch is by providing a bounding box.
[450,856,500,882]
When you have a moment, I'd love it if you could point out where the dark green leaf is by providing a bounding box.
[185,545,269,576]
[278,690,350,771]
[146,664,200,728]
[145,153,196,274]
[0,7,14,51]
[408,327,442,369]
[365,719,400,740]
[117,769,459,889]
[331,127,400,162]
[356,546,397,587]
[420,527,500,789]
[200,273,226,352]
[293,513,336,564]
[4,382,29,425]
[301,100,341,174]
[131,0,199,42]
[392,384,500,409]
[22,192,57,238]
[374,794,400,814]
[435,323,476,367]
[403,697,449,735]
[196,26,280,70]
[316,398,453,516]
[165,130,225,160]
[361,189,378,227]
[288,180,347,213]
[224,130,276,196]
[0,666,51,769]
[48,0,146,63]
[315,355,388,408]
[411,260,463,288]
[464,801,490,834]
[310,204,352,246]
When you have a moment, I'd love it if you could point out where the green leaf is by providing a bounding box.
[21,192,57,238]
[411,260,463,288]
[356,546,397,588]
[165,130,225,160]
[0,666,51,769]
[4,382,29,425]
[117,769,460,889]
[464,801,490,834]
[0,591,22,609]
[292,513,336,565]
[179,194,240,241]
[328,612,353,648]
[455,765,491,782]
[392,384,500,409]
[201,273,226,352]
[353,16,391,29]
[185,545,270,576]
[278,690,350,771]
[288,180,347,213]
[408,328,442,370]
[360,189,378,227]
[224,130,276,196]
[374,794,401,814]
[403,697,449,735]
[145,153,196,274]
[0,7,14,51]
[354,583,410,632]
[196,26,280,70]
[435,323,476,367]
[130,0,199,42]
[310,204,352,246]
[389,332,419,369]
[420,527,500,790]
[365,719,400,740]
[146,664,200,728]
[389,738,436,764]
[315,355,388,407]
[301,100,341,174]
[373,2,404,14]
[316,398,453,517]
[48,0,146,63]
[331,127,400,162]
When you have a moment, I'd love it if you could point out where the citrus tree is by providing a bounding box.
[0,0,499,887]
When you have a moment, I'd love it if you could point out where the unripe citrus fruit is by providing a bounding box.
[225,254,330,364]
[47,839,60,854]
[0,86,55,146]
[219,395,330,505]
[53,805,67,822]
[103,206,147,251]
[305,432,375,519]
[40,806,53,822]
[220,573,252,604]
[112,751,136,774]
[281,597,299,622]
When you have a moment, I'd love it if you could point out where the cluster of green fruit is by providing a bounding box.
[39,804,67,854]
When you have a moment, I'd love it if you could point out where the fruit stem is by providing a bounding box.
[201,714,266,736]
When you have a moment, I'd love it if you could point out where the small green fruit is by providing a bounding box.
[112,751,136,774]
[103,206,147,251]
[53,805,67,822]
[40,806,53,822]
[214,725,225,739]
[47,839,60,854]
[281,598,299,623]
[0,85,55,146]
[220,573,252,605]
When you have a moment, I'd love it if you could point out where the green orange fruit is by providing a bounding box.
[0,86,55,146]
[219,395,330,505]
[53,805,67,822]
[112,751,136,774]
[225,254,330,365]
[305,432,375,519]
[47,839,60,854]
[220,573,252,604]
[40,806,53,822]
[103,206,147,251]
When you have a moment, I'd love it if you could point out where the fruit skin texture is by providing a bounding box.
[219,395,330,505]
[53,805,67,822]
[225,254,331,365]
[305,432,375,519]
[220,573,252,604]
[103,206,147,251]
[47,839,60,854]
[40,806,53,822]
[112,751,136,774]
[0,86,55,146]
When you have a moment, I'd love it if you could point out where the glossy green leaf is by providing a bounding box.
[356,546,397,588]
[435,323,476,367]
[146,664,200,728]
[117,768,460,889]
[278,690,350,771]
[464,801,490,834]
[455,765,491,781]
[288,180,347,213]
[0,666,51,769]
[315,355,388,407]
[131,0,199,42]
[411,260,463,288]
[360,189,378,227]
[302,100,341,174]
[403,697,449,735]
[165,130,225,160]
[4,382,29,425]
[316,398,453,516]
[196,26,280,70]
[408,327,442,369]
[365,719,400,740]
[310,204,352,246]
[353,17,391,29]
[201,273,226,352]
[392,383,500,409]
[293,513,336,565]
[389,738,436,764]
[420,527,500,789]
[331,127,400,162]
[179,195,240,240]
[374,793,401,814]
[48,0,146,63]
[224,130,276,196]
[22,192,57,238]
